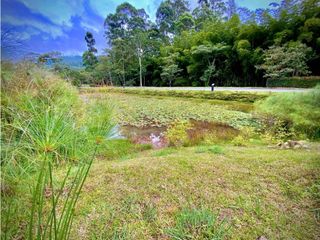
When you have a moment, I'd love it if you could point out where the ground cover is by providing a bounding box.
[80,87,270,103]
[70,144,320,239]
[83,93,257,129]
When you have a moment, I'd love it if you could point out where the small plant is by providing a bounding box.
[231,135,248,146]
[208,145,224,154]
[165,120,192,147]
[166,208,230,240]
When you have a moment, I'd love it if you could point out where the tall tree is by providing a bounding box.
[82,32,98,70]
[156,0,189,38]
[104,2,150,44]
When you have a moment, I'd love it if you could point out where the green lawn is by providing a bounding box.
[71,144,320,239]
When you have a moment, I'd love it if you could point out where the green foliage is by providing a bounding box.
[266,76,320,88]
[83,0,320,87]
[166,208,230,239]
[166,120,191,147]
[207,145,224,154]
[85,90,259,130]
[82,87,268,103]
[82,51,98,71]
[231,135,248,146]
[256,86,320,139]
[160,53,183,87]
[1,65,115,239]
[259,42,312,80]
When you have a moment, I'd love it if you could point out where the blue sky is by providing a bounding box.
[1,0,280,58]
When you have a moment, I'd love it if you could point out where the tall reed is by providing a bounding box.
[1,64,115,239]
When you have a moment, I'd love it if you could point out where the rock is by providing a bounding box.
[256,236,268,240]
[277,140,309,149]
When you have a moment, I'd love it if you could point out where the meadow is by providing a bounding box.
[1,65,320,239]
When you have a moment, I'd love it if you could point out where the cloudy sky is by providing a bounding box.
[1,0,280,57]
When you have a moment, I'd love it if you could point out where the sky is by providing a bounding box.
[1,0,280,58]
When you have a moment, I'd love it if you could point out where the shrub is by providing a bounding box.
[266,77,320,88]
[165,120,192,147]
[166,208,230,239]
[255,86,320,139]
[231,135,248,146]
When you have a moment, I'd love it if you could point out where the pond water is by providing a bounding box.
[111,120,239,149]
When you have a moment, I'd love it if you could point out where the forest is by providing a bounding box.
[67,0,320,87]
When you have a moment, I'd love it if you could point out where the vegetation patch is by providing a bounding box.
[166,208,230,239]
[267,77,320,88]
[256,86,320,139]
[81,87,270,103]
[86,92,259,130]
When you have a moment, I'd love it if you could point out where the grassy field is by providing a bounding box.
[69,91,320,239]
[71,143,320,239]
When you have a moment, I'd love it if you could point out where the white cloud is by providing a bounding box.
[2,14,65,38]
[17,0,84,27]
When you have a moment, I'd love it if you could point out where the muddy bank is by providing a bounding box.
[119,120,240,148]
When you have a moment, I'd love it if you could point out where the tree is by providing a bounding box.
[258,42,312,79]
[104,2,149,43]
[175,13,195,33]
[85,32,97,53]
[37,51,62,65]
[156,0,189,38]
[82,32,98,70]
[161,53,182,87]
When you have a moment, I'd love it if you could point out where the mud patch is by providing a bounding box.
[121,126,168,149]
[187,120,239,144]
[120,120,239,148]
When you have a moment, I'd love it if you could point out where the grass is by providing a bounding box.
[2,65,319,239]
[256,86,320,139]
[83,93,258,129]
[69,144,320,239]
[80,87,270,103]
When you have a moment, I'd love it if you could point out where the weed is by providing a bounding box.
[208,145,224,154]
[166,208,230,240]
[166,120,192,147]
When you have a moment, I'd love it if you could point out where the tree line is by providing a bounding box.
[80,0,320,87]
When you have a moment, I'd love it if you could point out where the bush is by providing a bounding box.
[256,86,320,139]
[266,77,320,88]
[165,120,192,147]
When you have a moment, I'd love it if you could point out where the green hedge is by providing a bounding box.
[266,77,320,88]
[80,87,270,103]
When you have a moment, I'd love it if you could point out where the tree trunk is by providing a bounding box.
[139,56,142,87]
